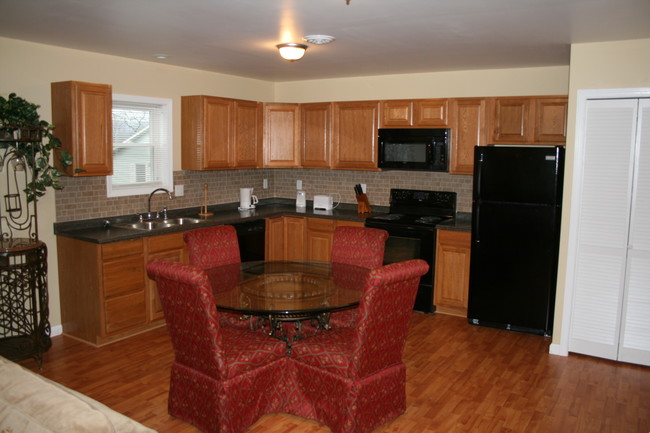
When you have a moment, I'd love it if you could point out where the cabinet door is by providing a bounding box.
[434,230,471,316]
[534,97,568,143]
[301,102,332,168]
[332,101,379,170]
[182,95,233,169]
[449,98,487,175]
[51,81,113,176]
[306,218,336,262]
[489,97,533,143]
[381,100,413,127]
[233,99,262,168]
[284,217,306,261]
[264,103,301,168]
[146,233,186,321]
[413,99,449,127]
[265,217,285,260]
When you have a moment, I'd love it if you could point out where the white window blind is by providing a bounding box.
[107,94,172,197]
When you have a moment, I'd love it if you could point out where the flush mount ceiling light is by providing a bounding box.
[303,34,336,45]
[276,43,308,61]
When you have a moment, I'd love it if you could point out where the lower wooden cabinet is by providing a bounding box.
[434,229,471,317]
[265,216,306,260]
[57,232,186,346]
[266,216,364,262]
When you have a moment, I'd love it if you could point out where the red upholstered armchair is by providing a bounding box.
[288,259,429,433]
[184,225,248,329]
[146,259,288,433]
[329,226,388,328]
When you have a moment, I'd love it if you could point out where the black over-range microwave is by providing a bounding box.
[378,128,449,172]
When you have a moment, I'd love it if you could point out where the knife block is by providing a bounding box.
[356,194,372,216]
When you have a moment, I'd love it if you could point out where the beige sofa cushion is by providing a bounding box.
[0,356,156,433]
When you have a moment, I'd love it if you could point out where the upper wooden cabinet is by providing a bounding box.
[488,95,567,145]
[51,81,113,176]
[233,99,263,168]
[301,102,332,168]
[380,98,449,128]
[181,95,262,170]
[449,98,487,175]
[332,101,380,170]
[264,103,301,168]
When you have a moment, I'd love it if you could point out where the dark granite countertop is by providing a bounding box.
[54,198,391,244]
[437,212,471,232]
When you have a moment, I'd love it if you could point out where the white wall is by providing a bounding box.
[1,35,573,332]
[275,66,569,102]
[552,38,650,348]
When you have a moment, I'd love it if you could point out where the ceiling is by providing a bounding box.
[1,0,649,82]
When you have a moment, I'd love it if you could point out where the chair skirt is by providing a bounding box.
[287,360,407,433]
[168,358,288,433]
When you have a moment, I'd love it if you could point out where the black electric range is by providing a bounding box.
[365,189,457,313]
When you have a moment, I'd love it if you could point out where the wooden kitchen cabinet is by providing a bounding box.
[264,103,301,168]
[145,232,187,321]
[449,98,487,175]
[51,81,113,176]
[233,99,263,168]
[381,98,449,128]
[267,216,364,262]
[57,232,186,346]
[182,95,262,170]
[265,216,305,260]
[332,101,380,170]
[434,229,471,317]
[488,95,567,145]
[306,218,336,262]
[305,218,364,261]
[301,102,332,168]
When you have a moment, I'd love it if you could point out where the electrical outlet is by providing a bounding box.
[297,180,302,190]
[361,184,366,193]
[263,178,268,189]
[174,185,184,196]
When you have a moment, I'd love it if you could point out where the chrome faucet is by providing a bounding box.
[146,188,174,218]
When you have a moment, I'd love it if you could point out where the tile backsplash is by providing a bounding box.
[55,169,472,222]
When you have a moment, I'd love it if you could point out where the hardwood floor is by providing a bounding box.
[20,313,650,433]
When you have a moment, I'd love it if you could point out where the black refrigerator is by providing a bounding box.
[467,146,565,336]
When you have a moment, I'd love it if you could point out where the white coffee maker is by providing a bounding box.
[239,188,258,210]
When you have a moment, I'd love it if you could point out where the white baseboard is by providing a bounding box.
[549,343,568,356]
[51,325,63,337]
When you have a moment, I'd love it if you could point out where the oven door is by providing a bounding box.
[364,220,436,313]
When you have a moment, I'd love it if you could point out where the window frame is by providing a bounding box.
[107,94,173,198]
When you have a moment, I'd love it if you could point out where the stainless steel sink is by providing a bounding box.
[162,217,202,225]
[115,217,202,231]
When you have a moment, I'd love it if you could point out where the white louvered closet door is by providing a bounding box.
[569,98,650,366]
[618,99,650,365]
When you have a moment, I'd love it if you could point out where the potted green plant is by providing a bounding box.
[0,93,73,202]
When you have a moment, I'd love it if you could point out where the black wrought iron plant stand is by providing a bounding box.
[0,129,51,367]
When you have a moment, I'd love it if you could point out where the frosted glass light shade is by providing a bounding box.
[277,43,308,61]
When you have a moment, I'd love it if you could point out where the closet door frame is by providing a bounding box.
[552,87,650,359]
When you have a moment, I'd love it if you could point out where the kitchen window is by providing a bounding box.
[107,94,172,197]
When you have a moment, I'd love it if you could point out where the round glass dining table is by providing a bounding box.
[206,260,370,340]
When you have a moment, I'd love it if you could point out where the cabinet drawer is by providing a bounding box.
[102,238,144,260]
[307,217,336,231]
[148,232,185,253]
[104,291,147,334]
[103,255,145,298]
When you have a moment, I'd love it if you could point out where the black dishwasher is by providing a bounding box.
[232,219,265,261]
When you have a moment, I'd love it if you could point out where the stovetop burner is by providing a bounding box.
[365,188,457,228]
